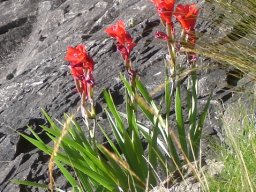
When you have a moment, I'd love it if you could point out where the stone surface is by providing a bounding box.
[150,159,224,192]
[0,0,247,191]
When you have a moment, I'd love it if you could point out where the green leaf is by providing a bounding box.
[73,169,94,192]
[165,61,173,127]
[18,132,52,155]
[97,145,129,190]
[147,119,159,187]
[27,126,44,143]
[188,73,198,144]
[41,109,60,132]
[55,160,78,187]
[70,117,90,145]
[167,134,181,168]
[12,180,48,189]
[105,109,125,148]
[134,94,154,122]
[135,78,152,103]
[98,123,121,157]
[64,141,108,175]
[55,154,116,190]
[98,145,145,190]
[137,123,169,158]
[104,91,125,133]
[125,93,145,166]
[175,81,188,157]
[126,90,134,134]
[120,74,133,96]
[40,125,61,138]
[123,132,143,178]
[192,92,212,158]
[131,113,144,162]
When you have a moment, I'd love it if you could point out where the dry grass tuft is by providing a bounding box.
[48,116,73,192]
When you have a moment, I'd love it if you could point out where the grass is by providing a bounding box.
[207,96,256,192]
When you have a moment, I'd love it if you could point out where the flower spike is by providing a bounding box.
[65,44,95,100]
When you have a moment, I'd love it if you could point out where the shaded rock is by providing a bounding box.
[0,134,18,162]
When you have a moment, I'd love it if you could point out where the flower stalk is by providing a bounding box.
[65,44,96,142]
[152,1,205,162]
[105,20,137,102]
[166,24,176,75]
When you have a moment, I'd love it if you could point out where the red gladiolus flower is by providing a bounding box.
[151,0,176,25]
[105,20,134,47]
[65,44,86,64]
[174,4,199,32]
[65,44,95,101]
[105,20,136,61]
[65,44,94,72]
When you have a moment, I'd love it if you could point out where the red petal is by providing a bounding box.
[126,41,136,54]
[155,31,169,41]
[116,43,129,60]
[65,45,86,64]
[174,4,199,32]
[70,66,84,79]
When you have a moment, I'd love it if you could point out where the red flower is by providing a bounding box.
[65,44,86,64]
[105,20,136,61]
[65,44,95,100]
[65,44,94,72]
[105,20,134,46]
[151,0,176,25]
[173,4,199,32]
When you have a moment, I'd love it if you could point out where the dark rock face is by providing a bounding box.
[0,0,244,191]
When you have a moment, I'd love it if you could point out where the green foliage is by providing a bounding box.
[16,66,211,190]
[208,98,256,192]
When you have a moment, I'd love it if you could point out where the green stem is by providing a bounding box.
[166,24,176,75]
[188,65,198,161]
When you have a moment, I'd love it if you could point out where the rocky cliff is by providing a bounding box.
[0,0,244,191]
